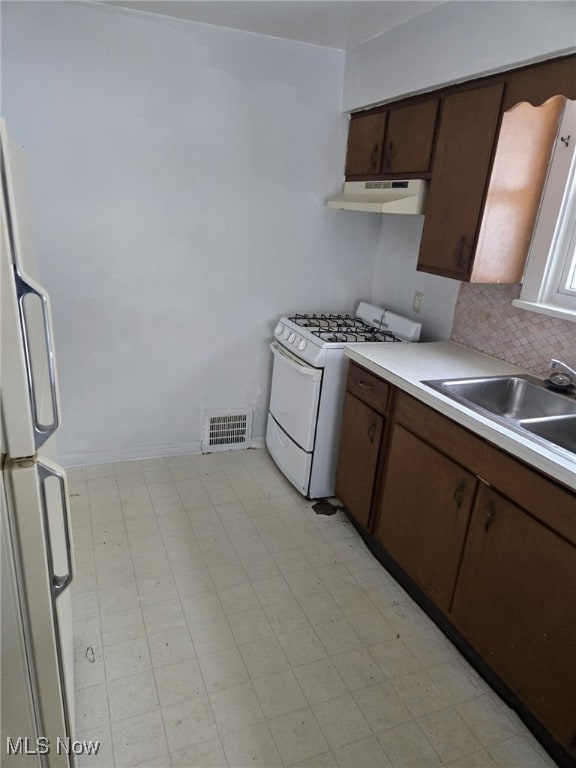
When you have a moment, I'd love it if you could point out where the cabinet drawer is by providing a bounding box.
[347,363,390,414]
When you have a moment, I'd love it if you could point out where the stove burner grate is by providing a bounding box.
[291,313,358,329]
[313,329,402,343]
[288,311,403,343]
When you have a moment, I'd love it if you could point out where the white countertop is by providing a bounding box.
[345,341,576,491]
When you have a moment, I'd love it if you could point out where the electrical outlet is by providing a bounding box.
[413,291,423,313]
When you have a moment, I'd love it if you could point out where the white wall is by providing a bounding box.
[344,1,576,111]
[370,216,460,342]
[348,1,576,338]
[1,1,380,466]
[4,2,572,465]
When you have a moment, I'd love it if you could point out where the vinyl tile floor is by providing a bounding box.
[68,449,556,768]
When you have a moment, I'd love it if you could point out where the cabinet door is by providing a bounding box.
[452,484,576,755]
[335,393,383,530]
[345,113,386,176]
[417,83,504,280]
[375,424,476,612]
[382,100,439,174]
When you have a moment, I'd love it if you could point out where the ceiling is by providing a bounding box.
[100,1,446,50]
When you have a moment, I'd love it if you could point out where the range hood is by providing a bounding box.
[326,179,427,214]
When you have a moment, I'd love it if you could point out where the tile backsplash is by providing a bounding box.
[450,283,576,376]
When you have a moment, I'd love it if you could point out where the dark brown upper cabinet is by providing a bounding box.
[345,112,387,176]
[345,99,439,179]
[416,54,576,282]
[341,54,576,283]
[503,54,576,111]
[381,99,439,175]
[417,85,566,282]
[417,83,506,281]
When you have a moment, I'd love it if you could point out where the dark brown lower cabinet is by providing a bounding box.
[451,483,576,754]
[337,376,576,763]
[335,392,383,530]
[374,423,476,613]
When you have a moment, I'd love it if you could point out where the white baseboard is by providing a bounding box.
[60,435,266,468]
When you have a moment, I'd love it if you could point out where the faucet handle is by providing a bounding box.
[549,358,576,375]
[547,359,576,391]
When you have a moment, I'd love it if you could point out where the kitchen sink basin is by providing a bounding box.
[425,375,576,420]
[422,374,576,457]
[519,414,576,455]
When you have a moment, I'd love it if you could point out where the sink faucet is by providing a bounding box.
[548,359,576,388]
[549,359,576,377]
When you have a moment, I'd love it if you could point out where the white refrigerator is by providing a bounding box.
[0,119,76,767]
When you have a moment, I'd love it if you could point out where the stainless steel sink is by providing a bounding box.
[426,375,576,420]
[519,414,576,455]
[423,375,576,457]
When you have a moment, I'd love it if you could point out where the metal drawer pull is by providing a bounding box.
[357,380,374,391]
[367,420,377,444]
[454,479,467,509]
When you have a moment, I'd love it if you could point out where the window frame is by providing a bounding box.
[513,99,576,322]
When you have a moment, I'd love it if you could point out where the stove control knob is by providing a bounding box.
[275,323,283,336]
[283,328,290,339]
[288,333,296,343]
[298,340,306,351]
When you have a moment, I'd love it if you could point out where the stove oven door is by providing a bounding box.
[268,341,322,451]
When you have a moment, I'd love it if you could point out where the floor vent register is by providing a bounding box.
[201,409,252,453]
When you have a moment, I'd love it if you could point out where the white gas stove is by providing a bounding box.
[272,301,421,367]
[266,302,421,499]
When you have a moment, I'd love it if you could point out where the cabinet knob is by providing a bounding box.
[453,479,467,509]
[484,500,496,531]
[370,144,379,170]
[358,380,374,391]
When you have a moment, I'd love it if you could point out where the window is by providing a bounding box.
[556,199,576,296]
[513,99,576,322]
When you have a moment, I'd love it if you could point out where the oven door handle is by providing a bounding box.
[270,342,322,380]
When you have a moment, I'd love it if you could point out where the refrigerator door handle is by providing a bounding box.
[38,461,73,598]
[15,268,60,448]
